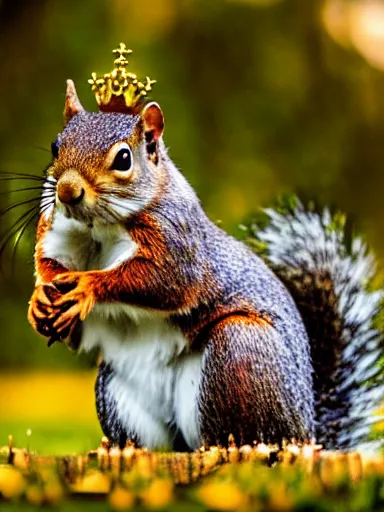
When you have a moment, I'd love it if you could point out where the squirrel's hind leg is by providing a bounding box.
[95,361,174,449]
[197,317,314,446]
[95,362,134,447]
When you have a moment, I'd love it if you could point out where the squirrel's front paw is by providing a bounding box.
[28,285,59,338]
[49,272,96,334]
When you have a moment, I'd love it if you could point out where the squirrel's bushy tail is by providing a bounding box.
[250,198,384,450]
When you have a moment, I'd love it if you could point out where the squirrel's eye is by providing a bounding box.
[111,148,132,172]
[51,141,59,159]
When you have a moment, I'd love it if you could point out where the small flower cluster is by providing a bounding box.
[0,435,383,511]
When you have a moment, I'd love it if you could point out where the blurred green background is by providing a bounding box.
[0,0,384,452]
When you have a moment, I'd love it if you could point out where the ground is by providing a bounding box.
[0,372,383,511]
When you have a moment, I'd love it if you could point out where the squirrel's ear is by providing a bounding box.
[141,102,164,147]
[64,80,85,124]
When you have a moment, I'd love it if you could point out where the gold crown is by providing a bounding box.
[88,43,156,113]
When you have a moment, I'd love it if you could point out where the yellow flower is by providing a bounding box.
[26,484,44,506]
[141,478,174,509]
[0,466,25,499]
[109,486,135,511]
[268,481,294,511]
[71,470,111,494]
[44,480,65,505]
[198,480,247,511]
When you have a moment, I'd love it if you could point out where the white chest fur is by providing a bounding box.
[41,210,202,449]
[42,211,137,271]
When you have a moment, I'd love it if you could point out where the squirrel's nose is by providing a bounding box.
[58,185,84,205]
[57,170,86,205]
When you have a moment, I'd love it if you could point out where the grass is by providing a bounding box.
[0,420,101,456]
[0,372,102,455]
[0,371,104,509]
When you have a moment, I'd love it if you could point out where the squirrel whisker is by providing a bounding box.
[100,194,143,207]
[0,205,40,248]
[40,197,55,209]
[0,172,46,182]
[31,144,51,154]
[10,207,41,275]
[96,198,125,223]
[95,186,144,203]
[0,186,49,196]
[40,193,56,203]
[0,197,42,218]
[97,196,136,217]
[40,200,56,214]
[0,204,40,277]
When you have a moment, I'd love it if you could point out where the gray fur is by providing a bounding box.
[41,109,380,450]
[253,201,384,449]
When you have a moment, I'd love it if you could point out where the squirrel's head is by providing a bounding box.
[45,80,165,225]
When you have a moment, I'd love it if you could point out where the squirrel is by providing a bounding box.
[27,46,383,451]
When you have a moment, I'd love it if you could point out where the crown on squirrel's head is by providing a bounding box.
[88,43,156,114]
